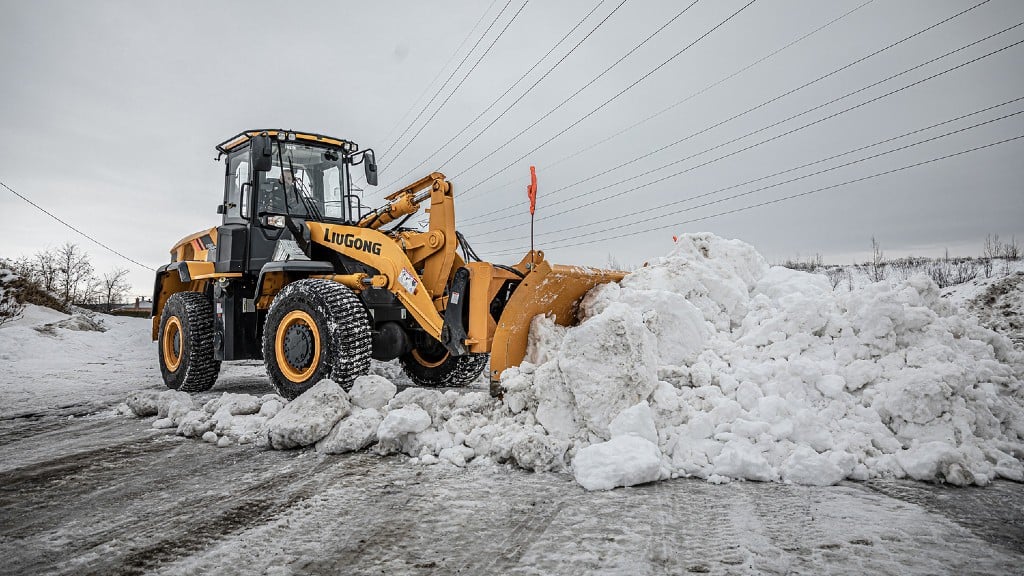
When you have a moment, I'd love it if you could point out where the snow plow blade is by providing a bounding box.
[489,253,626,395]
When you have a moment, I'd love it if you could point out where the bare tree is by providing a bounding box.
[984,234,1004,260]
[869,237,886,282]
[102,268,132,312]
[1004,235,1020,260]
[824,267,845,290]
[54,242,97,306]
[33,248,60,294]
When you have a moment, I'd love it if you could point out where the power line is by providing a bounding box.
[378,0,531,185]
[478,104,1024,247]
[1,180,155,271]
[465,20,1023,235]
[458,0,875,224]
[380,0,609,190]
[380,0,627,192]
[486,134,1024,257]
[354,0,500,188]
[456,0,993,203]
[452,0,757,189]
[436,0,704,175]
[372,0,501,163]
[378,0,515,166]
[452,0,757,186]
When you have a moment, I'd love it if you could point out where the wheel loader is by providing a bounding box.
[153,129,624,399]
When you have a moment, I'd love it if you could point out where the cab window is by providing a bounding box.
[224,150,249,221]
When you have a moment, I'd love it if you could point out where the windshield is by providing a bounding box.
[256,142,350,221]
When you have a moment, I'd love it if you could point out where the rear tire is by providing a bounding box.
[263,279,371,400]
[399,339,488,388]
[158,292,221,392]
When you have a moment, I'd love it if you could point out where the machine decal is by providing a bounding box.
[322,228,382,255]
[398,268,419,295]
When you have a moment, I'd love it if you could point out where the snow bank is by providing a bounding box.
[1,303,154,419]
[121,233,1024,491]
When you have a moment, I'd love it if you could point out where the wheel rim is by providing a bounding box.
[275,310,321,382]
[162,316,183,372]
[411,347,449,368]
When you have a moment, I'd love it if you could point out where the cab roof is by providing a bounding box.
[216,129,358,155]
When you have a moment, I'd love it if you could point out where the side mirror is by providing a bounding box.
[216,204,227,215]
[363,150,378,186]
[250,134,273,172]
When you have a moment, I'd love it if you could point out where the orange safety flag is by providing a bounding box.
[527,165,538,215]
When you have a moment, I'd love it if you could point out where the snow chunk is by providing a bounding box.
[573,435,663,491]
[125,390,160,417]
[388,388,448,424]
[265,380,351,449]
[156,390,193,424]
[202,393,262,416]
[781,446,845,486]
[316,409,383,454]
[349,375,397,410]
[713,440,774,482]
[557,302,659,439]
[177,410,214,438]
[895,441,960,482]
[377,405,432,453]
[609,401,658,444]
[510,433,569,472]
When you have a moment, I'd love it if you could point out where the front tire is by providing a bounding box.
[158,292,221,392]
[263,279,372,400]
[399,338,488,388]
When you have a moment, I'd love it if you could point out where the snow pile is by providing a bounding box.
[33,312,106,335]
[2,303,154,419]
[122,233,1024,491]
[495,234,1024,488]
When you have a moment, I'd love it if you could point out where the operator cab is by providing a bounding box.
[212,129,377,274]
[216,129,377,226]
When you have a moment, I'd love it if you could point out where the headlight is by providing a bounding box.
[263,215,286,228]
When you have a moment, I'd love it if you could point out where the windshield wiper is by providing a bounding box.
[288,157,323,223]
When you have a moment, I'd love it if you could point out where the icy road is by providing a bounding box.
[1,364,1022,576]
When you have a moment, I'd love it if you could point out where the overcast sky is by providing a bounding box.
[2,0,1022,296]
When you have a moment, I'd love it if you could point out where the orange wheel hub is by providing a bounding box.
[411,348,449,369]
[162,316,183,372]
[275,310,322,382]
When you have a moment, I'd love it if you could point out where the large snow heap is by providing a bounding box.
[125,233,1024,490]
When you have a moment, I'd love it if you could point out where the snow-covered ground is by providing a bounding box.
[2,234,1023,574]
[0,304,157,419]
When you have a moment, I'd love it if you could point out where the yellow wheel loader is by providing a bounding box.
[152,129,624,399]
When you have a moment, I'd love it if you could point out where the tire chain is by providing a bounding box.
[264,279,372,392]
[163,292,221,392]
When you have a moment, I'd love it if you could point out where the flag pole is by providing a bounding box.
[527,165,538,268]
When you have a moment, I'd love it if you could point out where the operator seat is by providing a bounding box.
[260,177,289,215]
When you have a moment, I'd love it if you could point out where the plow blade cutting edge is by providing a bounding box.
[488,257,626,395]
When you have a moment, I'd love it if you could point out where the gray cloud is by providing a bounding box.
[1,0,1022,295]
